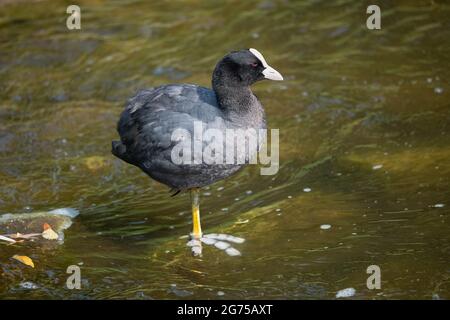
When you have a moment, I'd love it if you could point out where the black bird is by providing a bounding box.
[112,48,283,256]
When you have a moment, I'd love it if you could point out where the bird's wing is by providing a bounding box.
[116,84,226,174]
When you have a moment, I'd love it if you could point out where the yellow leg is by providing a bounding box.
[190,188,202,239]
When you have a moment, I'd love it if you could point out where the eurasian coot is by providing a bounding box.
[112,48,283,256]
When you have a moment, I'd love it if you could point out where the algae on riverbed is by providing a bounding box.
[0,0,449,299]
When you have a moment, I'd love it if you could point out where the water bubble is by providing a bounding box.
[303,187,312,192]
[434,87,443,94]
[19,282,38,290]
[336,288,356,298]
[372,164,383,170]
[320,224,332,230]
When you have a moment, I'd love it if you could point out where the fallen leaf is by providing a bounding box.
[6,233,41,239]
[0,235,16,243]
[42,227,59,240]
[12,255,35,268]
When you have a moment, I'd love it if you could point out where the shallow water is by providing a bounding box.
[0,0,449,299]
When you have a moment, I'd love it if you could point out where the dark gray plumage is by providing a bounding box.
[112,49,282,191]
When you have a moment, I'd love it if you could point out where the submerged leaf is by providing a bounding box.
[7,232,41,239]
[0,235,16,243]
[42,225,59,240]
[12,255,35,268]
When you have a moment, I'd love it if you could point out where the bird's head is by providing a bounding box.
[213,48,283,88]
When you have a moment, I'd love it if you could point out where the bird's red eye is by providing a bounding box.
[250,62,258,68]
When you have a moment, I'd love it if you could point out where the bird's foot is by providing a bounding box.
[187,233,245,257]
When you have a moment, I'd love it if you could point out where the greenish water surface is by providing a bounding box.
[0,0,449,299]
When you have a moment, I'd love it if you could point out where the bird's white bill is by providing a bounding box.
[262,65,284,81]
[249,48,284,81]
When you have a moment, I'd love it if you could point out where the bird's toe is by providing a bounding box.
[192,233,245,256]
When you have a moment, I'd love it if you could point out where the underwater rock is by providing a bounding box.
[50,90,69,102]
[329,26,349,38]
[168,284,193,297]
[0,132,15,153]
[0,208,79,242]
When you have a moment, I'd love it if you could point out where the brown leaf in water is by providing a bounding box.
[12,255,35,268]
[42,224,59,240]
